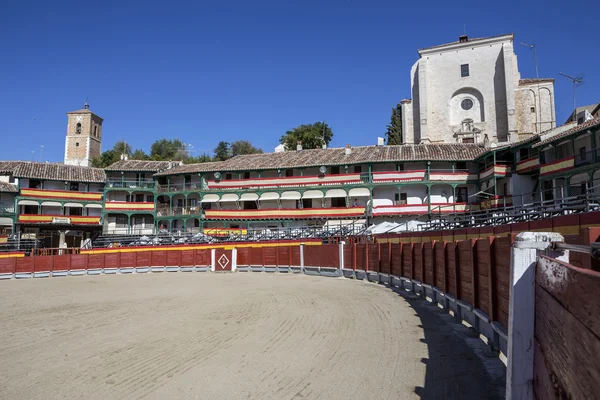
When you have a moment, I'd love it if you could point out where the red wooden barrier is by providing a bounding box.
[423,241,434,286]
[87,254,104,270]
[343,245,353,269]
[355,243,366,270]
[457,240,476,306]
[105,252,122,268]
[413,242,423,281]
[195,249,211,266]
[380,242,391,274]
[15,257,34,273]
[34,255,53,272]
[250,247,263,266]
[402,242,413,278]
[214,248,233,271]
[53,254,71,271]
[390,243,402,276]
[166,250,181,266]
[494,236,513,328]
[264,246,278,266]
[150,250,167,267]
[290,246,301,267]
[475,238,494,318]
[70,254,88,271]
[320,244,340,268]
[0,257,16,274]
[136,251,151,267]
[278,246,290,267]
[180,250,195,266]
[446,242,458,298]
[367,243,379,272]
[578,227,600,271]
[434,241,446,291]
[236,248,250,266]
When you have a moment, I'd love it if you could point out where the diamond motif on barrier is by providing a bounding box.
[218,254,230,269]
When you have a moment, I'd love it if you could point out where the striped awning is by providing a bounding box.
[349,188,371,197]
[219,193,239,202]
[201,194,220,203]
[302,190,324,199]
[280,191,301,200]
[240,193,259,201]
[85,204,103,209]
[17,200,39,206]
[41,201,61,207]
[64,202,83,208]
[259,192,279,200]
[325,189,347,198]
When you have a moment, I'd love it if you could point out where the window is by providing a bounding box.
[285,169,294,177]
[460,64,469,77]
[202,202,212,210]
[395,193,407,204]
[135,194,144,202]
[462,137,474,144]
[243,172,250,179]
[94,126,98,136]
[461,98,473,110]
[331,197,345,208]
[76,123,82,134]
[147,195,154,203]
[330,166,340,175]
[8,176,14,183]
[519,148,529,160]
[398,164,404,171]
[503,183,509,196]
[70,182,79,191]
[29,179,41,189]
[302,199,312,209]
[531,107,535,113]
[456,187,468,203]
[354,165,362,173]
[243,201,258,210]
[75,142,79,147]
[125,195,131,202]
[115,215,127,228]
[225,173,232,180]
[456,162,467,170]
[580,147,587,161]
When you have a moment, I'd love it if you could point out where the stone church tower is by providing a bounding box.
[64,101,103,166]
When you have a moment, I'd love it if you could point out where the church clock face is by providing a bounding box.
[76,116,82,122]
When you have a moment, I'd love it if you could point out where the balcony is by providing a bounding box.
[540,156,575,176]
[0,204,15,214]
[20,188,102,202]
[17,214,101,225]
[574,148,599,167]
[105,179,156,190]
[372,202,480,216]
[428,169,477,182]
[480,196,512,209]
[203,207,366,220]
[203,173,365,191]
[104,202,155,212]
[516,157,540,173]
[479,164,511,180]
[156,205,202,217]
[156,182,203,193]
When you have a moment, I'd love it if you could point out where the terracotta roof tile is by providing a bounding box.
[519,78,554,85]
[0,161,27,175]
[532,118,600,148]
[155,144,488,176]
[0,181,18,193]
[13,162,106,183]
[105,160,181,172]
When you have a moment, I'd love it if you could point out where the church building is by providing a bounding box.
[63,101,103,167]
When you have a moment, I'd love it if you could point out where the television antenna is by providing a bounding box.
[559,72,584,119]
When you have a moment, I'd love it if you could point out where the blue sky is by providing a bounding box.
[0,0,597,162]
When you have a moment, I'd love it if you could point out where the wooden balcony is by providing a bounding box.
[17,214,101,225]
[20,188,102,202]
[516,157,540,173]
[372,202,480,216]
[479,164,511,180]
[203,207,366,220]
[540,156,575,176]
[104,202,155,212]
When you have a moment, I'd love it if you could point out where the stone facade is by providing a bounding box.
[402,34,556,146]
[64,102,103,167]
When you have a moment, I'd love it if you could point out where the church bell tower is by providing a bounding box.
[64,100,103,166]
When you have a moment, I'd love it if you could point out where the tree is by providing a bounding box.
[213,141,231,161]
[231,140,263,157]
[149,139,188,161]
[131,148,148,160]
[184,153,212,164]
[91,150,118,168]
[280,122,333,150]
[113,140,132,157]
[385,102,403,145]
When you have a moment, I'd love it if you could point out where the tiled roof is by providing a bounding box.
[418,34,513,52]
[12,162,106,183]
[105,160,180,172]
[532,118,600,148]
[155,144,488,176]
[519,78,554,85]
[0,161,26,175]
[0,181,18,193]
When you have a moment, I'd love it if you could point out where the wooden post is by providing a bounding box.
[507,232,567,400]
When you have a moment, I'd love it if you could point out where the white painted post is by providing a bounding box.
[210,249,216,272]
[339,241,345,270]
[507,232,568,400]
[300,243,305,271]
[231,248,237,272]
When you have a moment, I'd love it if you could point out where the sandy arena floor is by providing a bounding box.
[0,273,503,400]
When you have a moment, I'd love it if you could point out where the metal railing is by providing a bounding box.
[0,204,15,213]
[105,179,156,189]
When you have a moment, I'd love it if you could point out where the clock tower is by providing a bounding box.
[64,101,103,167]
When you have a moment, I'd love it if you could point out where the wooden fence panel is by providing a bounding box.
[180,250,195,266]
[0,258,16,274]
[402,243,413,278]
[290,246,301,266]
[475,238,494,317]
[355,244,366,270]
[303,245,320,268]
[367,243,379,272]
[70,254,88,271]
[195,249,212,266]
[136,251,151,267]
[534,256,600,400]
[15,257,34,273]
[457,240,476,306]
[250,247,263,266]
[105,252,122,268]
[34,255,53,272]
[320,244,339,268]
[413,242,424,282]
[150,250,166,267]
[53,254,71,271]
[390,243,402,276]
[343,245,353,269]
[278,246,290,267]
[87,254,104,270]
[380,242,391,274]
[236,247,250,266]
[434,241,446,291]
[166,250,181,266]
[264,247,278,266]
[494,236,512,328]
[446,242,458,298]
[423,241,434,286]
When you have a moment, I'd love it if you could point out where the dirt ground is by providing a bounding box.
[0,273,504,400]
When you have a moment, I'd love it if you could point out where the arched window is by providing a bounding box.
[94,126,97,136]
[76,123,82,134]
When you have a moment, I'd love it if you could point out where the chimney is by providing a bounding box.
[345,144,352,156]
[377,137,385,146]
[296,141,302,151]
[459,35,468,43]
[322,143,327,150]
